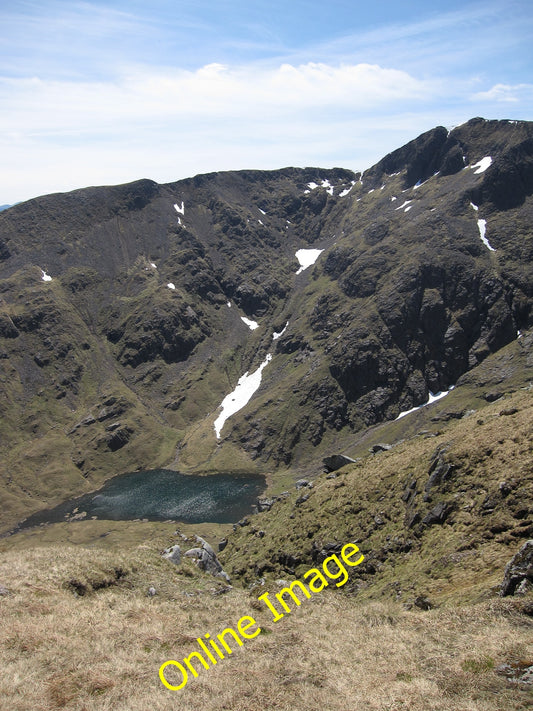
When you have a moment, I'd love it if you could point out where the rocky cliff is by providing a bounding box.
[0,117,532,529]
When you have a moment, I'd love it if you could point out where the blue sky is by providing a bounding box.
[1,0,532,203]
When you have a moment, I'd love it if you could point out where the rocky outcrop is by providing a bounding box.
[184,536,230,583]
[500,540,533,596]
[162,544,181,565]
[323,454,356,472]
[114,299,210,367]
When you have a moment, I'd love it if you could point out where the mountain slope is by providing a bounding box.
[0,118,532,530]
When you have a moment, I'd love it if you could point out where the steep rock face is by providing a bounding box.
[0,118,532,524]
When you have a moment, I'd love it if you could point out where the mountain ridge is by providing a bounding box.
[0,117,532,531]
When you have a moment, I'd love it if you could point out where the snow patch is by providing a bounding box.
[258,219,264,226]
[339,181,356,197]
[273,321,289,340]
[396,387,454,420]
[471,156,492,174]
[214,354,272,438]
[470,202,479,211]
[321,179,334,195]
[259,208,266,215]
[150,262,157,269]
[477,219,496,251]
[391,196,397,202]
[174,202,185,215]
[41,270,52,282]
[227,301,232,308]
[167,282,176,290]
[295,248,324,275]
[305,179,334,195]
[241,316,259,331]
[395,200,412,211]
[404,205,413,212]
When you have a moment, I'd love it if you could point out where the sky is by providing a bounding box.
[1,0,532,204]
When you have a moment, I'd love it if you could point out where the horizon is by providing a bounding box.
[1,0,532,205]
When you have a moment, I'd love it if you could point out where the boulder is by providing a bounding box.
[370,443,391,453]
[323,454,356,472]
[425,446,455,494]
[422,501,451,525]
[500,540,533,596]
[257,497,276,512]
[295,479,312,489]
[414,595,433,610]
[184,536,230,583]
[162,544,181,565]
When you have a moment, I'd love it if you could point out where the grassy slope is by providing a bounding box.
[0,333,531,710]
[222,392,533,605]
[0,532,532,710]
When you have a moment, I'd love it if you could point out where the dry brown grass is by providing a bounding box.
[0,542,532,711]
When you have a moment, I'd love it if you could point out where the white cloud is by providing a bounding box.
[472,83,533,103]
[0,62,428,133]
[0,62,433,203]
[1,2,533,204]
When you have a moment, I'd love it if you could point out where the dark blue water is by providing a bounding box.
[17,469,266,529]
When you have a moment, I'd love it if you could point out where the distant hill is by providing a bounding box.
[0,117,532,531]
[0,204,11,212]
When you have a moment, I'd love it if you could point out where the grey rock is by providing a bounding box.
[103,426,132,451]
[257,497,276,512]
[483,391,504,402]
[185,536,230,583]
[520,666,533,684]
[401,479,417,503]
[147,586,156,596]
[323,454,356,472]
[425,446,455,493]
[0,584,10,596]
[422,501,451,525]
[515,578,532,596]
[295,479,312,489]
[496,662,533,685]
[69,413,96,433]
[406,511,421,529]
[414,595,433,610]
[105,421,122,432]
[500,540,533,596]
[218,537,228,552]
[162,544,181,565]
[370,443,391,453]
